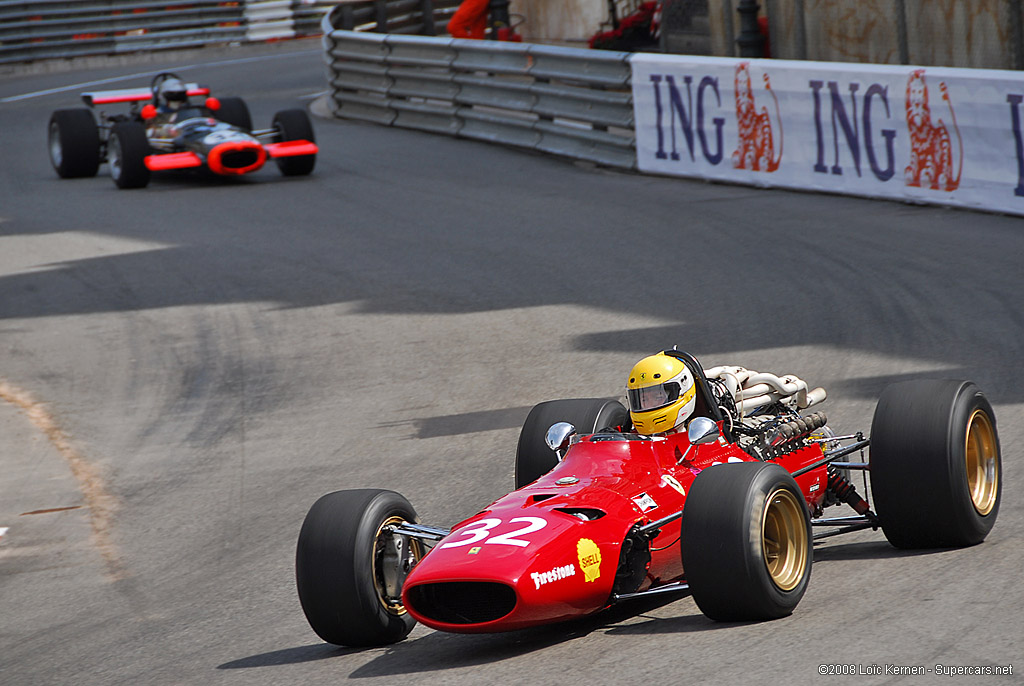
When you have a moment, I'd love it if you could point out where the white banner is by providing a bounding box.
[631,53,1024,216]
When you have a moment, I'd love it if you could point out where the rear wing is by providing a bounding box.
[81,84,209,107]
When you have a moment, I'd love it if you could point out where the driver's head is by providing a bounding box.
[626,352,696,435]
[158,78,189,109]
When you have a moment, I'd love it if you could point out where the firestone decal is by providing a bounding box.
[531,563,576,590]
[577,538,602,583]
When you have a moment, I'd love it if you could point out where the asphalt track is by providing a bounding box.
[1,41,1022,686]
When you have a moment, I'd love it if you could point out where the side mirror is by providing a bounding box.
[545,422,577,461]
[687,416,720,445]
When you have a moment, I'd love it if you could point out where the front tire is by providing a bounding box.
[514,398,629,489]
[869,379,1001,548]
[681,462,812,621]
[108,122,151,189]
[48,109,100,178]
[217,97,252,132]
[272,109,317,176]
[296,489,421,646]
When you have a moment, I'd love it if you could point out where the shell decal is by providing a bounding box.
[577,538,602,583]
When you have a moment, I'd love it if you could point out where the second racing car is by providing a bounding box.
[47,72,318,189]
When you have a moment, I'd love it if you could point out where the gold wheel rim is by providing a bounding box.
[966,409,999,515]
[762,488,809,592]
[371,516,422,616]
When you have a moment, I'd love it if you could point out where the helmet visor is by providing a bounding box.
[628,382,681,413]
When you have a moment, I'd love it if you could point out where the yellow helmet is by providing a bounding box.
[626,352,697,435]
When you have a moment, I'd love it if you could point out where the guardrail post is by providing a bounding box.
[736,0,765,57]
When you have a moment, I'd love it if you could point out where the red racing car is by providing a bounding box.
[295,350,1001,646]
[48,72,317,189]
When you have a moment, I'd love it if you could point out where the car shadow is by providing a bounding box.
[217,643,358,669]
[218,593,730,677]
[812,539,957,562]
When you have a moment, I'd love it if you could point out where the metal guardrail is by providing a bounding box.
[0,0,245,65]
[0,0,375,66]
[322,5,636,169]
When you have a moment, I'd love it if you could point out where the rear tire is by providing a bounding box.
[217,97,252,132]
[272,109,317,176]
[296,489,421,646]
[681,462,812,621]
[48,109,100,178]
[514,398,629,488]
[869,379,1001,548]
[108,122,151,189]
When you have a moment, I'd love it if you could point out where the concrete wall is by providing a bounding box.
[510,0,608,42]
[764,0,1023,69]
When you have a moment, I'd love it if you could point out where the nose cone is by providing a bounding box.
[402,509,622,633]
[207,140,266,175]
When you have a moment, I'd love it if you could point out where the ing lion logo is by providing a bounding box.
[732,62,782,173]
[905,69,963,192]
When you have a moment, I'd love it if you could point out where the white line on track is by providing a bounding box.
[1,49,320,103]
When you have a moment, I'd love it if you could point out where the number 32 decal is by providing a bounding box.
[440,517,547,549]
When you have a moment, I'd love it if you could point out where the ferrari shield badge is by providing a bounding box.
[661,474,686,496]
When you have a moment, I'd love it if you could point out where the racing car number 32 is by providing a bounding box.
[440,517,547,549]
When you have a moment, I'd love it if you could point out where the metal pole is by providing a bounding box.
[1012,0,1024,70]
[895,0,909,64]
[373,0,388,33]
[420,0,436,36]
[488,0,511,40]
[736,0,765,57]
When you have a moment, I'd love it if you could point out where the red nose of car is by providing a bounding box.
[400,481,646,633]
[207,140,266,175]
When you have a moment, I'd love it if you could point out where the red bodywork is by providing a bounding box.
[83,87,210,106]
[144,141,318,174]
[402,425,827,633]
[206,141,268,176]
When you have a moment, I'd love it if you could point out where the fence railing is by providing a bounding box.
[0,0,357,66]
[322,4,637,168]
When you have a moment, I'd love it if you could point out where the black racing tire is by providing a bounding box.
[108,122,151,189]
[272,108,317,176]
[296,489,421,646]
[514,398,629,489]
[681,462,812,621]
[869,379,1001,549]
[48,109,100,178]
[217,96,252,132]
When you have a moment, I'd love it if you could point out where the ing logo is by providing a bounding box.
[905,69,963,192]
[733,62,783,172]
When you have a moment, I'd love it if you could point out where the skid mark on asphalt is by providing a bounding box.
[0,379,126,580]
